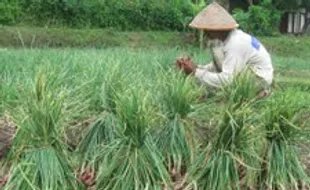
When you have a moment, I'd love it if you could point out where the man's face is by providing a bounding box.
[204,31,221,40]
[204,30,230,41]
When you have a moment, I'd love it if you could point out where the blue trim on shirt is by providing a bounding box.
[251,36,261,51]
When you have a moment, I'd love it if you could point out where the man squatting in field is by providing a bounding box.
[176,2,274,95]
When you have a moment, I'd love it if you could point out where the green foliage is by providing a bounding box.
[9,72,66,151]
[303,0,310,8]
[95,138,171,189]
[5,72,81,190]
[2,0,197,31]
[219,68,263,106]
[273,0,310,10]
[5,148,80,190]
[0,0,21,25]
[258,91,310,189]
[154,71,205,188]
[93,89,171,189]
[114,89,157,146]
[261,90,309,144]
[103,61,136,113]
[156,117,193,171]
[1,47,310,189]
[158,71,202,119]
[193,103,260,190]
[77,114,117,163]
[232,8,250,32]
[233,0,282,36]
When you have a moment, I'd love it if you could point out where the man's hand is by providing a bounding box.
[175,56,197,75]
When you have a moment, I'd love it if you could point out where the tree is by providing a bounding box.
[273,0,303,10]
[214,0,230,10]
[302,0,310,33]
[303,0,310,8]
[272,0,310,33]
[245,0,310,10]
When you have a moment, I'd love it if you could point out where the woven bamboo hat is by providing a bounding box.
[189,2,239,31]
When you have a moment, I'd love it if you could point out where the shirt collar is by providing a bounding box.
[223,29,237,46]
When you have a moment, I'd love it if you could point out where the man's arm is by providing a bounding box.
[197,62,217,72]
[194,49,245,88]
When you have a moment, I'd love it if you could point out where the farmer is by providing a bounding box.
[176,2,274,93]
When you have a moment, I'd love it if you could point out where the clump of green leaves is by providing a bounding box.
[193,104,261,190]
[154,70,205,188]
[5,148,80,190]
[103,62,134,113]
[5,72,80,190]
[159,71,202,119]
[258,91,310,189]
[190,71,265,190]
[9,72,65,151]
[77,62,134,165]
[77,113,117,164]
[94,89,171,189]
[219,68,264,106]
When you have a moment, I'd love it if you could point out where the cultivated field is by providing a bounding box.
[0,47,309,190]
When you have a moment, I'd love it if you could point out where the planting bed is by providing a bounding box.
[0,48,309,190]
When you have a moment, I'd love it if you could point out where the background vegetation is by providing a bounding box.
[0,0,309,35]
[0,0,197,31]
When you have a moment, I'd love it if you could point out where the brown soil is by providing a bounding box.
[65,116,97,150]
[0,116,16,159]
[0,115,16,188]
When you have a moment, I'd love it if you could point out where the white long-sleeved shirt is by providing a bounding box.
[195,29,274,88]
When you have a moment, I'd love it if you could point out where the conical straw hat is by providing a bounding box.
[189,2,239,31]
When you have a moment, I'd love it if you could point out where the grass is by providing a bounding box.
[260,35,310,60]
[1,26,310,59]
[255,90,310,189]
[93,88,171,189]
[5,72,81,190]
[0,26,190,49]
[0,36,309,189]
